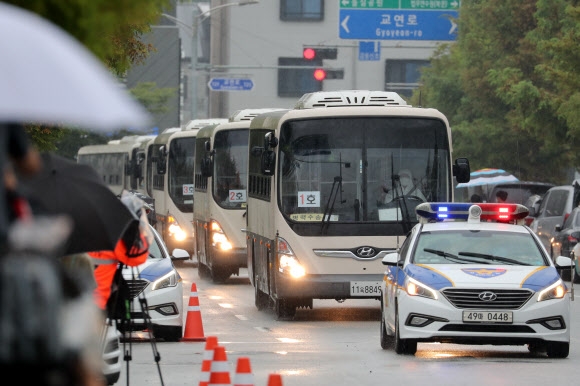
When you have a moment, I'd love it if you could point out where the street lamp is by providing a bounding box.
[161,0,259,121]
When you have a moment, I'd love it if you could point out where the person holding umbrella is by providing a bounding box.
[0,123,41,252]
[88,191,153,312]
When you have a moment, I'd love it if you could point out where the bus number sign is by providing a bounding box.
[183,184,194,195]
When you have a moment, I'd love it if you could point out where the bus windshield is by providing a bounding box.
[212,129,249,209]
[278,117,450,224]
[168,136,196,212]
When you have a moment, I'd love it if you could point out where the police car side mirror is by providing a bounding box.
[382,252,398,266]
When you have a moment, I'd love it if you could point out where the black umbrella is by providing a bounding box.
[18,153,138,255]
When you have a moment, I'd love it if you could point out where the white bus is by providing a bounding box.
[193,108,286,283]
[146,119,228,258]
[77,134,156,195]
[245,90,471,320]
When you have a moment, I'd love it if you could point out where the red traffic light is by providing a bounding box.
[303,47,316,60]
[313,68,327,81]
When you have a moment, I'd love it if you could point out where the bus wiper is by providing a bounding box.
[458,251,530,266]
[321,176,342,234]
[424,248,488,264]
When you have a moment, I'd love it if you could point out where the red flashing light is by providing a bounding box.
[303,47,316,60]
[313,68,327,81]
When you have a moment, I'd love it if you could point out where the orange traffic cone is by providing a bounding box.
[232,357,254,386]
[208,346,231,385]
[182,282,206,342]
[267,374,283,386]
[199,336,219,386]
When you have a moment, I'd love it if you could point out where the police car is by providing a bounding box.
[380,202,573,357]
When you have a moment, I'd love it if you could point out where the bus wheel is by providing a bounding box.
[211,267,231,284]
[275,298,296,321]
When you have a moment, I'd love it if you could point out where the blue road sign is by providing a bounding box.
[339,9,458,41]
[208,78,254,91]
[359,41,380,61]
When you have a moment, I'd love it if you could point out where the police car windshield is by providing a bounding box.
[458,251,530,266]
[423,248,485,264]
[414,230,546,266]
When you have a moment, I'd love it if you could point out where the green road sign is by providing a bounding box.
[339,0,460,10]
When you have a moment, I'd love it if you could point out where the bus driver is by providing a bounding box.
[380,168,426,204]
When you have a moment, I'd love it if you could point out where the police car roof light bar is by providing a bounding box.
[415,202,529,225]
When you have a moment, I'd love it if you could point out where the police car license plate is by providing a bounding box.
[463,311,513,323]
[350,281,381,296]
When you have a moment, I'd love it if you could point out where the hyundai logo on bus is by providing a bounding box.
[356,247,376,258]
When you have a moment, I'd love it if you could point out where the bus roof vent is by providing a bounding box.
[294,90,408,109]
[229,108,287,122]
[182,118,228,130]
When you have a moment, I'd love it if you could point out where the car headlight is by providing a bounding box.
[277,237,305,278]
[151,270,179,291]
[537,279,567,302]
[404,276,438,300]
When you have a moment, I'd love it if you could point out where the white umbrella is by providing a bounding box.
[0,2,150,132]
[456,168,519,188]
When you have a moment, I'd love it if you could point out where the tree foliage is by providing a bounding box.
[130,82,177,115]
[3,0,170,76]
[4,0,172,155]
[414,0,580,184]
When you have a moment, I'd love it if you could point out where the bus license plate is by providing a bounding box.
[463,311,513,323]
[350,281,382,296]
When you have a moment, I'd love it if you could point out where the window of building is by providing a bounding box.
[278,57,322,98]
[385,60,430,98]
[280,0,323,21]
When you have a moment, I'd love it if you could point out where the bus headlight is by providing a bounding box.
[276,237,305,278]
[537,279,567,302]
[168,222,187,241]
[210,220,232,251]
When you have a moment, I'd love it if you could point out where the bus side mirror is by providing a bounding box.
[453,158,470,183]
[156,145,167,175]
[261,151,276,176]
[264,132,278,151]
[201,155,213,178]
[204,140,211,152]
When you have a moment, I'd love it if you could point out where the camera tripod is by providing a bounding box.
[104,264,165,386]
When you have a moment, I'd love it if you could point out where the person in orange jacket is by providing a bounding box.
[88,191,153,311]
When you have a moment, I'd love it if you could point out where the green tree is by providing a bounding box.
[4,1,172,155]
[415,0,579,184]
[130,82,177,115]
[4,0,170,76]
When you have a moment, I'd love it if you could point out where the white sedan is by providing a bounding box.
[118,225,189,342]
[380,202,573,358]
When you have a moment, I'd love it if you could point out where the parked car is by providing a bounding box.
[551,206,580,259]
[529,182,580,254]
[380,202,573,358]
[117,225,189,342]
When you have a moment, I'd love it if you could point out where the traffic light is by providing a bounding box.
[302,46,338,61]
[313,68,326,81]
[312,68,344,81]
